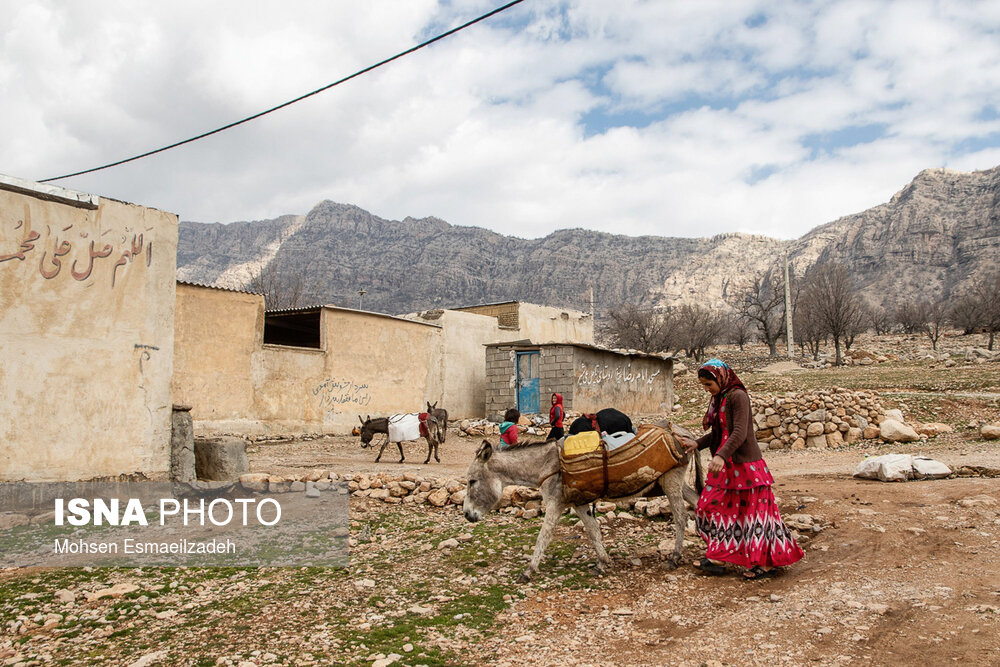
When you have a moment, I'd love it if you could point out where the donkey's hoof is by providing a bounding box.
[518,570,534,583]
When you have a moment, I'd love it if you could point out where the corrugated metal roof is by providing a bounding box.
[264,304,441,328]
[176,279,261,295]
[485,339,674,361]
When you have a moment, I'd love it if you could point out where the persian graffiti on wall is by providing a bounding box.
[577,361,662,393]
[313,378,374,412]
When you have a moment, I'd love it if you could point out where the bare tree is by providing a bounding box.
[970,271,1000,350]
[729,271,786,357]
[242,262,305,311]
[793,288,825,360]
[917,300,950,351]
[604,304,673,353]
[894,301,925,335]
[727,314,754,351]
[867,303,894,336]
[950,295,984,335]
[801,263,865,366]
[674,304,727,362]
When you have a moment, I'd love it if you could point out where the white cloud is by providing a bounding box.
[0,0,998,241]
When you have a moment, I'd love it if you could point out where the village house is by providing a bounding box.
[485,341,674,421]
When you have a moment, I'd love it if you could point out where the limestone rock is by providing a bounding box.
[884,409,905,422]
[806,435,827,449]
[427,487,450,507]
[879,419,920,443]
[981,423,1000,440]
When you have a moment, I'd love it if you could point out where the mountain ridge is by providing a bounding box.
[176,165,1000,314]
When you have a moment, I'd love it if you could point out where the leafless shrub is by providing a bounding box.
[242,262,305,311]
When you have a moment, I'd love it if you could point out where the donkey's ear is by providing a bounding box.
[359,416,365,425]
[431,401,438,409]
[426,401,432,411]
[477,440,493,461]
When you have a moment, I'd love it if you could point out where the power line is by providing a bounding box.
[40,0,527,183]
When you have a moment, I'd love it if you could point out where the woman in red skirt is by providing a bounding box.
[680,359,803,580]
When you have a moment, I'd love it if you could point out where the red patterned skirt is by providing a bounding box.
[695,460,804,569]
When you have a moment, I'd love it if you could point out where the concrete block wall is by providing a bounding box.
[538,346,575,410]
[485,346,516,419]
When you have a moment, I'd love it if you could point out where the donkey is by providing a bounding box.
[359,414,443,464]
[463,423,704,582]
[426,401,448,443]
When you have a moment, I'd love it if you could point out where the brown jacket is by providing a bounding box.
[696,388,763,463]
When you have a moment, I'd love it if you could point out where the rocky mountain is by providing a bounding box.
[176,166,1000,314]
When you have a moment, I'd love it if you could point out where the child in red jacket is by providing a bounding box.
[547,393,565,441]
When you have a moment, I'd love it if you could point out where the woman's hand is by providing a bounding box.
[707,455,725,474]
[679,436,699,453]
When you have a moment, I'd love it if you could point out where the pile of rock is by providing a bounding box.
[458,416,547,438]
[458,419,501,437]
[752,389,888,450]
[348,473,468,507]
[966,347,999,364]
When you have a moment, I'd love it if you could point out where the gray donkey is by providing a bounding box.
[463,423,704,582]
[359,414,443,464]
[426,402,448,443]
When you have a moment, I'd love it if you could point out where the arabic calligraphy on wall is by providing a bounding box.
[0,216,153,288]
[313,378,373,412]
[576,362,663,393]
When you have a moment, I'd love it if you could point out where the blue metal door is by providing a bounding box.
[516,351,540,414]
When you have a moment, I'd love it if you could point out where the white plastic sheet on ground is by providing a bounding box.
[854,454,952,482]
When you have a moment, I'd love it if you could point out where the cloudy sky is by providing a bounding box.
[2,0,999,239]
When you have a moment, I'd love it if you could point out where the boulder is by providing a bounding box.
[194,437,249,481]
[826,431,845,448]
[915,423,953,437]
[806,422,825,437]
[846,427,863,444]
[884,409,905,422]
[879,420,920,443]
[981,424,1000,440]
[863,426,881,440]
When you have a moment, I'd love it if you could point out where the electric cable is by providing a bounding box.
[40,0,526,183]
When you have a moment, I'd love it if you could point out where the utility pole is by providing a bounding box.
[589,286,595,319]
[783,251,794,358]
[358,289,367,310]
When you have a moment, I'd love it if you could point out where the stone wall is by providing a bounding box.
[752,389,887,450]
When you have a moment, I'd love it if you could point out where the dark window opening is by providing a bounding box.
[264,310,321,349]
